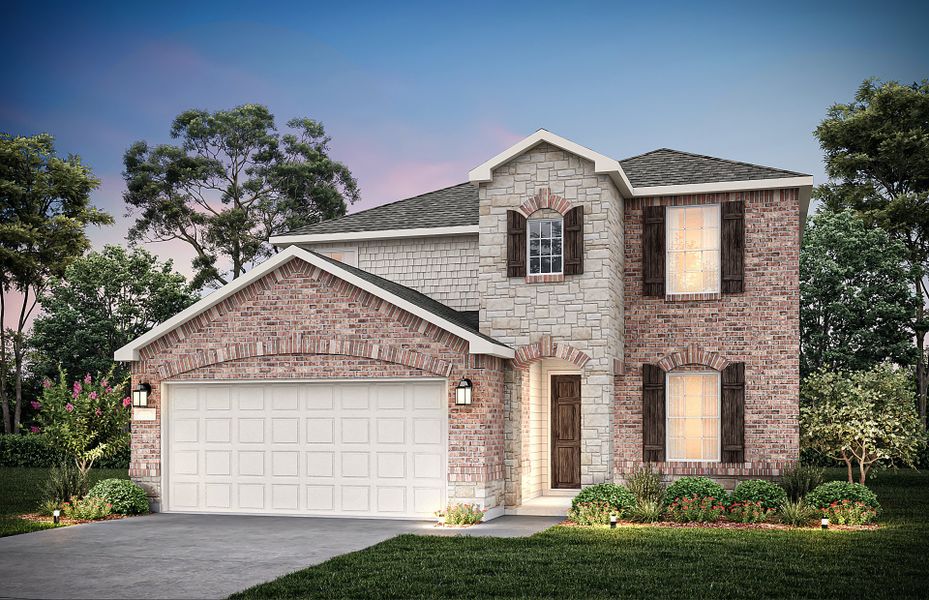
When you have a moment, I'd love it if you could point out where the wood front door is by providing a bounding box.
[551,374,581,489]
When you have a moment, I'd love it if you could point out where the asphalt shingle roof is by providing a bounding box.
[284,183,478,236]
[313,252,506,349]
[619,148,810,188]
[280,149,808,237]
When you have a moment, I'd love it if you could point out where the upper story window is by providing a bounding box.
[666,371,720,462]
[528,218,563,275]
[316,248,358,267]
[666,204,720,295]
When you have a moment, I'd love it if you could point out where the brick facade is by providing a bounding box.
[129,257,505,510]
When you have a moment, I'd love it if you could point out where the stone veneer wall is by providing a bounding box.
[478,142,624,493]
[128,257,504,511]
[616,188,801,485]
[308,234,479,311]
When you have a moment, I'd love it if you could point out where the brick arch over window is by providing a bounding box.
[518,188,573,217]
[655,344,730,372]
[512,335,591,369]
[155,335,455,379]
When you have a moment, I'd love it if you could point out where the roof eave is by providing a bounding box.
[270,225,480,247]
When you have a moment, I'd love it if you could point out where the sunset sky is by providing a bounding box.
[3,0,927,326]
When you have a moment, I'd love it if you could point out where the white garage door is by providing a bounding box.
[164,380,447,518]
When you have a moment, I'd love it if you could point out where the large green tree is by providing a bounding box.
[123,104,359,289]
[31,245,198,381]
[815,79,929,423]
[801,208,919,377]
[0,133,111,433]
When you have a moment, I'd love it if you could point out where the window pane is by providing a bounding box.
[552,256,562,272]
[529,258,540,274]
[541,221,551,238]
[530,221,541,238]
[541,257,551,273]
[552,238,562,256]
[552,220,562,236]
[541,239,551,256]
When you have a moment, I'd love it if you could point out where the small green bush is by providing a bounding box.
[778,499,818,527]
[727,501,773,523]
[779,463,824,501]
[37,499,62,516]
[731,479,787,510]
[568,501,615,526]
[44,463,88,503]
[87,479,149,515]
[571,483,636,517]
[62,496,112,520]
[665,477,727,505]
[666,496,727,523]
[628,499,664,523]
[625,466,665,504]
[438,503,484,525]
[806,481,880,512]
[822,500,878,525]
[0,433,129,468]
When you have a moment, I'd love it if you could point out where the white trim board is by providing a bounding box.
[270,225,479,247]
[114,245,513,362]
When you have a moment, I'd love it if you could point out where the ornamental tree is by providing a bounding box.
[801,363,926,484]
[35,369,131,480]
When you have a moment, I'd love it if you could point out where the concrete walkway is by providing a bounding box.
[0,513,558,599]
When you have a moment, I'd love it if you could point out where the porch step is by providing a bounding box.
[504,495,573,517]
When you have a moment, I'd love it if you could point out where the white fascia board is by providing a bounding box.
[468,129,634,197]
[270,225,479,247]
[114,245,513,362]
[631,176,814,197]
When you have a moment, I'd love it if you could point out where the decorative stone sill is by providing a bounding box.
[665,292,721,302]
[526,273,565,284]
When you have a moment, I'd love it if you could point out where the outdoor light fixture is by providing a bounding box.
[53,509,60,524]
[610,515,617,529]
[132,383,151,408]
[821,518,829,530]
[455,378,473,405]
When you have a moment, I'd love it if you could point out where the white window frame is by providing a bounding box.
[314,247,358,267]
[527,217,564,276]
[665,370,721,463]
[665,204,721,295]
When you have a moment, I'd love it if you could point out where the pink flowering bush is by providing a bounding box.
[821,500,878,525]
[727,500,774,523]
[35,368,131,480]
[666,496,728,523]
[62,495,113,520]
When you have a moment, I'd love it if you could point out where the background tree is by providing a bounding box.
[0,133,111,433]
[801,363,926,484]
[815,79,929,424]
[801,208,919,377]
[123,104,359,289]
[31,245,198,382]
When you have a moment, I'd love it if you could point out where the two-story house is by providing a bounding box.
[116,130,811,520]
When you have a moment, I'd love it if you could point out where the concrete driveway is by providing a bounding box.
[0,513,560,599]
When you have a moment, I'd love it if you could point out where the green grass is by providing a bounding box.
[0,467,128,538]
[231,469,929,599]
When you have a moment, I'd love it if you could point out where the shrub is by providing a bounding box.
[87,479,149,515]
[571,483,636,517]
[806,481,880,512]
[731,479,787,510]
[666,496,727,523]
[62,496,112,520]
[665,477,727,505]
[625,466,665,504]
[822,500,878,525]
[43,463,88,503]
[0,433,129,468]
[727,501,773,523]
[779,463,824,501]
[568,501,614,526]
[37,499,62,516]
[628,499,664,523]
[778,499,818,527]
[442,503,484,525]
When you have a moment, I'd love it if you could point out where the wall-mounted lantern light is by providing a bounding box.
[455,378,473,405]
[132,383,151,408]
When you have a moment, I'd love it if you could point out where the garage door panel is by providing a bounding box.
[167,381,446,518]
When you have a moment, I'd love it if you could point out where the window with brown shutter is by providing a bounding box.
[506,210,526,277]
[563,206,584,275]
[721,200,745,293]
[721,362,746,463]
[642,205,665,296]
[642,363,666,462]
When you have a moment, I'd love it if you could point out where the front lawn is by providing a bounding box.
[0,467,129,538]
[231,469,929,599]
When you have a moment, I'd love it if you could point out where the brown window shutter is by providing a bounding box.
[721,200,745,293]
[721,362,746,463]
[506,210,526,277]
[563,206,584,275]
[642,363,666,462]
[642,205,665,296]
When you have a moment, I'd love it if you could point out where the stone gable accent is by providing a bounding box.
[129,256,505,511]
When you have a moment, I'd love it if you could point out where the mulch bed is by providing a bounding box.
[19,513,131,526]
[562,519,878,531]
